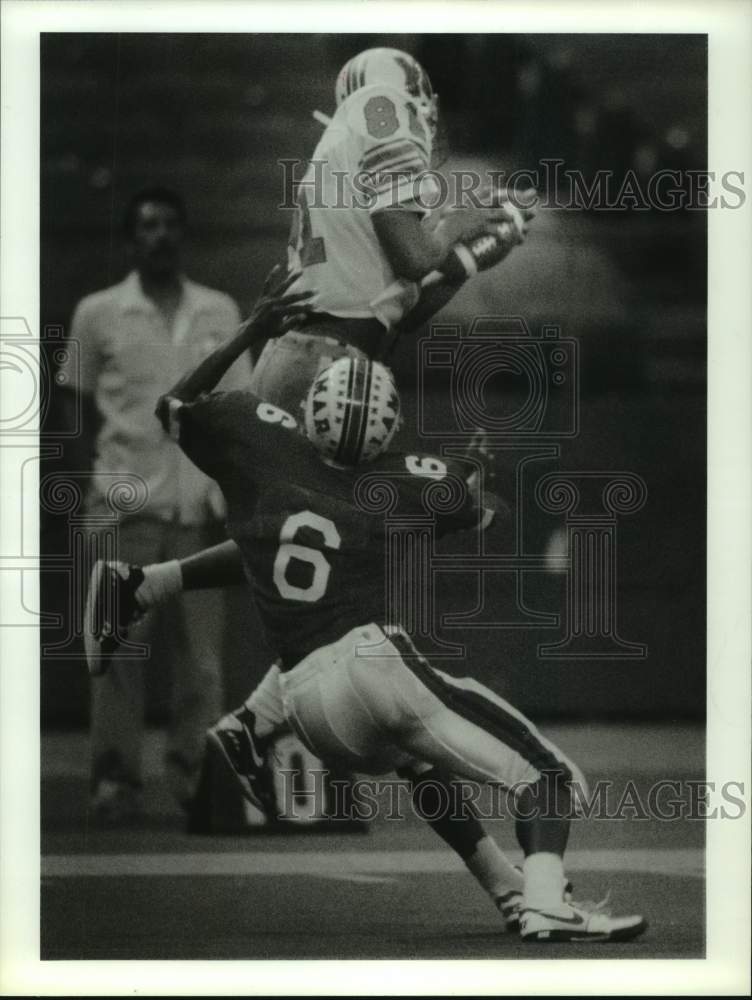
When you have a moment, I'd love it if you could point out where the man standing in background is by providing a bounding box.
[59,186,249,823]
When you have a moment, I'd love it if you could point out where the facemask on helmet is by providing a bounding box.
[335,47,439,141]
[304,356,401,467]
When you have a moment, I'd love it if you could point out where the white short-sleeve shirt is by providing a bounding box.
[61,270,248,524]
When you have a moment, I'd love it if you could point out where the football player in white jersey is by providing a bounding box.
[287,48,442,329]
[251,46,535,411]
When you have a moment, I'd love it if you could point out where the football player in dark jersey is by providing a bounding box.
[86,270,646,943]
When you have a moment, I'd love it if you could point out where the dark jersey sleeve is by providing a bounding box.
[360,451,497,537]
[157,389,298,481]
[427,457,493,537]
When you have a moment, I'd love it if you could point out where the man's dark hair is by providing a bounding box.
[123,186,187,237]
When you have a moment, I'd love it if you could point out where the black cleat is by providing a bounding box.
[84,560,145,675]
[205,706,278,818]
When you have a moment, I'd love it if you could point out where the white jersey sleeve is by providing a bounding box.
[286,85,438,328]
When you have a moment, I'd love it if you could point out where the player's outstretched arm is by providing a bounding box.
[374,207,505,282]
[85,540,248,665]
[373,208,451,281]
[385,192,538,337]
[158,268,312,421]
[130,539,248,615]
[373,191,536,285]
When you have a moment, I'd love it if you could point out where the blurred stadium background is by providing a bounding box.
[40,33,706,726]
[37,31,709,964]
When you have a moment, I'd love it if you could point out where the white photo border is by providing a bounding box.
[1,0,750,994]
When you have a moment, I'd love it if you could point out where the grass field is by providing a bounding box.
[41,723,704,961]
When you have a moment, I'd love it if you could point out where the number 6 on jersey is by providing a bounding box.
[273,511,341,602]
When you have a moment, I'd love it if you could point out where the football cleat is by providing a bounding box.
[335,47,438,138]
[497,877,573,933]
[520,896,647,943]
[304,356,401,467]
[205,706,278,818]
[84,560,145,676]
[496,889,524,933]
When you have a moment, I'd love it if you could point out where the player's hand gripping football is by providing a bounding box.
[239,266,315,345]
[435,187,538,284]
[431,185,536,242]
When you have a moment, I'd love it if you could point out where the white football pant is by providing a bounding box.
[279,623,587,794]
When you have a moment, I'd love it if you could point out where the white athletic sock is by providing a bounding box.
[138,560,182,610]
[522,852,566,910]
[244,663,285,739]
[466,836,524,902]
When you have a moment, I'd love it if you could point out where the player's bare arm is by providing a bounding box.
[158,268,312,418]
[372,194,532,284]
[391,194,537,337]
[372,209,450,281]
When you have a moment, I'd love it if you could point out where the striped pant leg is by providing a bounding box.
[279,630,417,775]
[281,625,586,795]
[382,631,587,796]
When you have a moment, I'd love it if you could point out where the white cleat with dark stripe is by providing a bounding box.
[520,899,647,943]
[497,878,573,933]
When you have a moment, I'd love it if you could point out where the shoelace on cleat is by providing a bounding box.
[568,890,612,918]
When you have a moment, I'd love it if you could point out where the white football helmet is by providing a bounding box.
[335,47,438,138]
[304,356,401,467]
